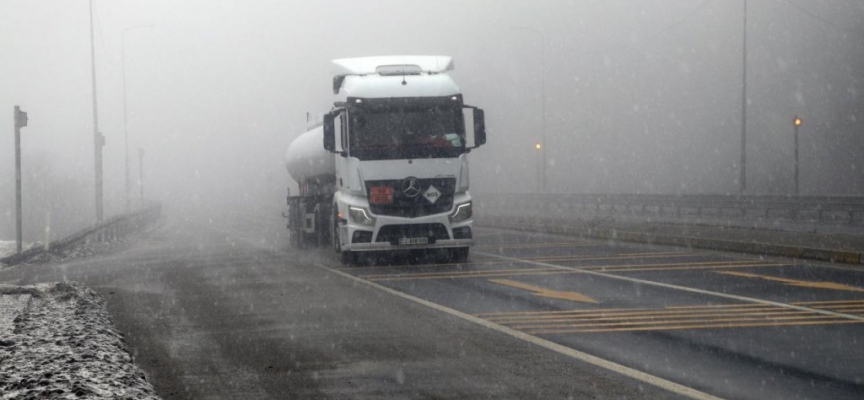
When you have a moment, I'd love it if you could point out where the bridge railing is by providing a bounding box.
[474,193,864,224]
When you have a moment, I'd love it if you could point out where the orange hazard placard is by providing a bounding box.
[370,186,394,204]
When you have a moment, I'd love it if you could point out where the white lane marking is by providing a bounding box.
[475,252,864,322]
[313,261,724,400]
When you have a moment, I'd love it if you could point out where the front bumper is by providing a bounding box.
[338,193,473,252]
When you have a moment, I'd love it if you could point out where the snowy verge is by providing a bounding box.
[0,282,161,400]
[0,241,35,264]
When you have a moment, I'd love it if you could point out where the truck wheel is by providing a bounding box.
[333,209,355,265]
[449,247,469,263]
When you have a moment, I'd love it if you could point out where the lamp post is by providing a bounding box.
[740,0,748,194]
[14,106,28,253]
[535,142,542,193]
[89,0,103,222]
[122,24,154,212]
[794,115,802,196]
[138,147,145,203]
[514,26,547,192]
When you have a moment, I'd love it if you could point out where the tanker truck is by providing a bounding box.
[284,55,486,264]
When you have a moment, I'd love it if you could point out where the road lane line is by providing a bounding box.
[525,251,693,263]
[526,319,863,335]
[489,279,598,303]
[313,261,725,400]
[362,260,784,282]
[717,271,864,292]
[336,251,691,271]
[488,308,810,325]
[509,313,839,330]
[361,267,566,281]
[793,299,864,306]
[595,262,784,273]
[475,251,864,322]
[475,241,599,250]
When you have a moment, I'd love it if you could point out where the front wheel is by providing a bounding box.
[333,208,355,265]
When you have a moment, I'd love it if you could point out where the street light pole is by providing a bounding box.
[89,0,103,222]
[794,116,802,196]
[138,147,145,203]
[13,106,28,254]
[740,0,748,194]
[122,24,154,213]
[535,142,542,193]
[514,26,547,192]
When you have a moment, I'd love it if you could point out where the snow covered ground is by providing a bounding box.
[0,241,31,261]
[0,282,161,399]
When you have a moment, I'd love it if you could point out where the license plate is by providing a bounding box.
[399,237,429,245]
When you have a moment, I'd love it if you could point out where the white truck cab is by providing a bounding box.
[286,56,486,263]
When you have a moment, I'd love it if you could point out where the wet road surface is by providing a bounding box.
[0,216,678,399]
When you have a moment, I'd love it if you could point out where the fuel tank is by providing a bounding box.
[284,125,335,184]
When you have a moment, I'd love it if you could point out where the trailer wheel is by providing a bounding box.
[448,247,469,263]
[333,208,355,265]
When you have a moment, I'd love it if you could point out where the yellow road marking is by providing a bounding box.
[527,319,863,335]
[336,259,512,271]
[487,307,806,325]
[361,259,785,282]
[362,268,570,282]
[595,262,784,273]
[792,299,864,306]
[477,297,864,335]
[475,241,597,250]
[315,261,725,400]
[526,251,693,263]
[488,279,598,303]
[477,251,864,323]
[515,313,843,332]
[339,251,695,271]
[475,307,632,318]
[718,271,864,292]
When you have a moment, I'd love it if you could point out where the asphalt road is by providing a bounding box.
[0,214,678,400]
[342,229,864,400]
[2,211,863,399]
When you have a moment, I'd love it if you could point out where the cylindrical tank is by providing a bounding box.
[284,126,336,184]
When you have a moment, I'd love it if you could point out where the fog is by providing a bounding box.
[2,0,863,241]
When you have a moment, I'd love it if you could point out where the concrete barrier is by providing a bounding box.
[0,204,162,266]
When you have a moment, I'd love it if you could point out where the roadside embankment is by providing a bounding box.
[0,282,161,399]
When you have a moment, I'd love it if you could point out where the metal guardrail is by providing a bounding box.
[0,204,162,266]
[474,193,864,224]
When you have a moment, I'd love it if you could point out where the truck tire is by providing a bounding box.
[448,247,469,263]
[333,209,356,265]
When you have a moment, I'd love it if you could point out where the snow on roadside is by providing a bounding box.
[0,282,161,400]
[0,241,33,261]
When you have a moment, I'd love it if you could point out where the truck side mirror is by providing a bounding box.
[473,108,486,147]
[323,111,337,152]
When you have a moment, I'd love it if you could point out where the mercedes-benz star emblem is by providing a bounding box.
[402,177,421,198]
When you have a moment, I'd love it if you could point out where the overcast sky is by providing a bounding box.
[2,0,862,238]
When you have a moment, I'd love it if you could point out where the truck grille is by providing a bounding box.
[375,223,450,244]
[366,178,456,218]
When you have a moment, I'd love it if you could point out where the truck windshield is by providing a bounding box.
[349,106,465,160]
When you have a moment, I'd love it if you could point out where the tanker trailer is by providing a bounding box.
[285,124,336,248]
[285,55,486,264]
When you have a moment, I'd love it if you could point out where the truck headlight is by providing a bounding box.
[449,202,472,222]
[349,206,376,226]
